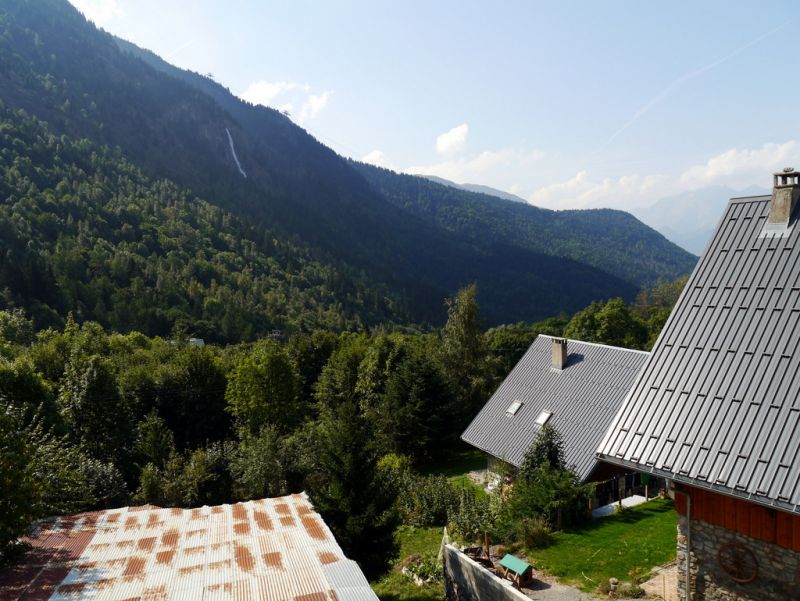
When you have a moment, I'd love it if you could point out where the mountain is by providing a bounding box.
[355,164,697,288]
[0,0,695,338]
[423,176,528,203]
[633,185,767,254]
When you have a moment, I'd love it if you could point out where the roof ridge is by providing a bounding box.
[537,334,650,355]
[728,194,770,203]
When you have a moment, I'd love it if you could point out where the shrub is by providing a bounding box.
[0,407,36,556]
[397,473,459,527]
[516,516,553,549]
[449,488,492,543]
[497,465,592,537]
[402,554,443,584]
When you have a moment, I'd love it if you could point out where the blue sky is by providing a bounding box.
[69,0,800,212]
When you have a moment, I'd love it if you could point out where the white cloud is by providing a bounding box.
[68,0,123,26]
[239,81,310,107]
[406,148,543,185]
[362,150,395,170]
[529,171,669,210]
[527,140,800,211]
[436,123,469,156]
[238,81,332,123]
[679,141,799,189]
[298,91,332,123]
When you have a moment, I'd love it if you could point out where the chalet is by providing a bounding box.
[461,335,649,498]
[597,169,800,601]
[0,492,377,601]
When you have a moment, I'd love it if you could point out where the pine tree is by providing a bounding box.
[519,423,566,479]
[306,398,398,579]
[439,283,491,420]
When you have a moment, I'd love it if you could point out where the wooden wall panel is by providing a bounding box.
[792,511,800,552]
[723,495,737,530]
[674,484,800,550]
[776,510,792,548]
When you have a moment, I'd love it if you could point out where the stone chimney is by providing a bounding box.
[768,167,800,226]
[551,337,568,370]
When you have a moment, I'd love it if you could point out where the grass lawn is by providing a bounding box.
[527,498,677,592]
[371,526,445,601]
[422,445,487,496]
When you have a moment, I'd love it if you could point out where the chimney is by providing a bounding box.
[551,337,568,370]
[768,167,800,226]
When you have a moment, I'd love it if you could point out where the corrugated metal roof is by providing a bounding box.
[461,335,649,481]
[597,195,800,514]
[0,492,379,601]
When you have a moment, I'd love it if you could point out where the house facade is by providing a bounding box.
[461,335,649,497]
[597,170,800,600]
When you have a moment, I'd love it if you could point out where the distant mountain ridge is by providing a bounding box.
[633,185,767,254]
[0,0,696,337]
[423,176,528,204]
[355,163,697,289]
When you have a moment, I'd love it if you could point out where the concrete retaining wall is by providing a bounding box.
[443,545,529,601]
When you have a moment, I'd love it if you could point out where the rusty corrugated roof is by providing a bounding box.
[0,492,379,601]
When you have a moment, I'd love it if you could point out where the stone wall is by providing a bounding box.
[677,514,800,600]
[443,545,530,601]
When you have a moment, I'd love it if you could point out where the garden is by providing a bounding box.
[370,433,677,600]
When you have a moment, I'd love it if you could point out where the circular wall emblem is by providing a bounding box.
[717,541,759,584]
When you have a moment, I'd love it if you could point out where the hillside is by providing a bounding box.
[423,175,528,203]
[117,37,695,290]
[0,102,399,338]
[0,0,694,335]
[355,164,697,288]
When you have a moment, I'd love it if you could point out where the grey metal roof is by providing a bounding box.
[597,195,800,514]
[461,335,648,481]
[322,559,379,601]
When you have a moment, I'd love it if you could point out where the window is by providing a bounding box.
[535,410,552,425]
[506,400,523,415]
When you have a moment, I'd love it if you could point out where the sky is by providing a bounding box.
[68,0,800,212]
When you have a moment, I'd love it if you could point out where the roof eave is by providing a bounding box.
[595,453,800,516]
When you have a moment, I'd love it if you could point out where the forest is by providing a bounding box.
[0,0,695,335]
[0,279,684,577]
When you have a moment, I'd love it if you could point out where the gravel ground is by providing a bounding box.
[518,568,601,600]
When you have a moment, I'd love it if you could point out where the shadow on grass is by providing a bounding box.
[421,443,485,478]
[561,498,675,535]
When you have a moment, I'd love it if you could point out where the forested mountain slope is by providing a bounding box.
[0,103,397,338]
[354,164,697,287]
[115,33,696,290]
[0,0,693,335]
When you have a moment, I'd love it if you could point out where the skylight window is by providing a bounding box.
[535,411,552,425]
[506,400,523,415]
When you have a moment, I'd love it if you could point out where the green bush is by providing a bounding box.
[397,472,459,527]
[516,516,553,549]
[449,488,492,543]
[403,554,443,584]
[0,407,36,556]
